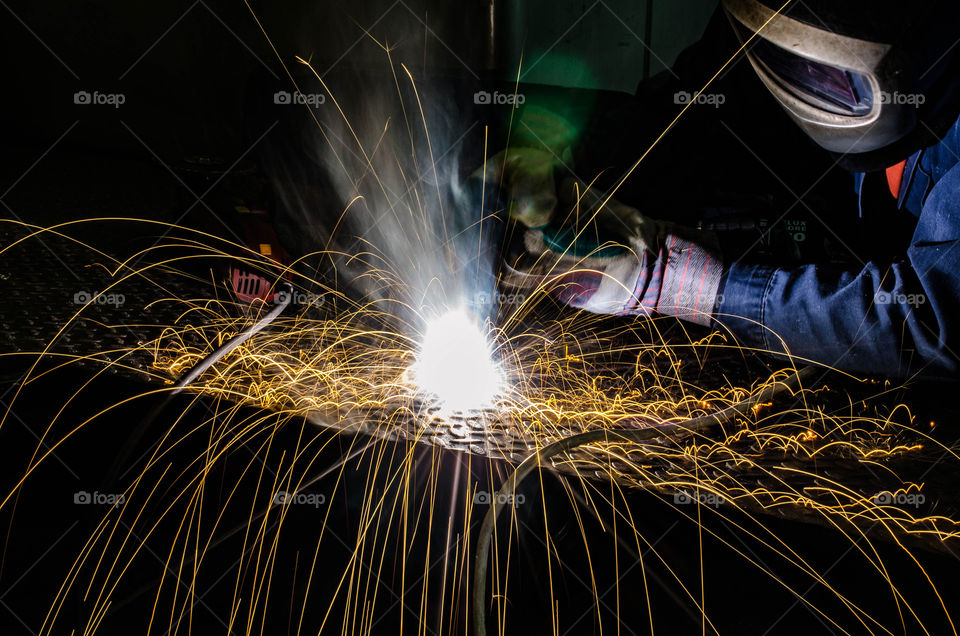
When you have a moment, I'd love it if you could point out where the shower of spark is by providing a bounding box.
[409,308,505,412]
[4,218,960,636]
[3,3,960,634]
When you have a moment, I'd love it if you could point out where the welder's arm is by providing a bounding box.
[522,209,725,327]
[482,146,725,324]
[717,165,960,378]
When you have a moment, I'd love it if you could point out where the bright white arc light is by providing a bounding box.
[411,309,504,412]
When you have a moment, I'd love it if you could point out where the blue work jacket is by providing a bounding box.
[717,117,960,378]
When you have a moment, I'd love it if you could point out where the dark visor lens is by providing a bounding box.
[748,35,874,116]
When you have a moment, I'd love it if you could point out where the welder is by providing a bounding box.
[493,0,960,378]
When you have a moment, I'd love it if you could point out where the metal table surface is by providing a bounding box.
[3,222,959,555]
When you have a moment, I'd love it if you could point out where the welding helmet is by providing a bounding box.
[722,0,960,170]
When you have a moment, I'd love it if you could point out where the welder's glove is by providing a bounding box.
[537,226,723,325]
[512,188,724,326]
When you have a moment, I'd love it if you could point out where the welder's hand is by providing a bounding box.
[474,146,569,230]
[520,218,724,327]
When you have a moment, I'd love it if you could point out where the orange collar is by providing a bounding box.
[886,159,907,199]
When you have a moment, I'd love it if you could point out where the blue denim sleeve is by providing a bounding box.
[716,162,960,378]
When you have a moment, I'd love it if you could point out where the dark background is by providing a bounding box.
[2,1,959,635]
